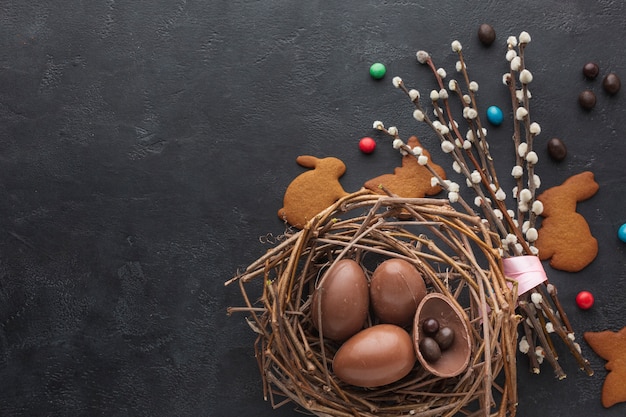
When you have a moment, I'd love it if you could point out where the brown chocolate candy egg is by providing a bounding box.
[413,293,471,378]
[435,326,455,350]
[333,324,415,387]
[311,259,369,341]
[370,258,427,327]
[419,337,442,362]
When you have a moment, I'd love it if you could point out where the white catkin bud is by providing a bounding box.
[387,126,398,136]
[519,188,532,203]
[448,191,459,203]
[430,177,439,187]
[505,234,518,245]
[466,108,478,119]
[481,127,488,137]
[506,49,517,62]
[526,151,538,164]
[452,161,462,173]
[532,200,544,215]
[545,322,555,333]
[516,107,528,120]
[409,89,420,101]
[432,121,442,130]
[454,139,462,148]
[466,129,475,141]
[449,182,460,192]
[512,186,518,196]
[463,94,471,104]
[439,88,449,99]
[469,81,479,92]
[517,142,528,157]
[518,201,529,213]
[531,292,543,306]
[439,125,450,135]
[462,140,472,150]
[474,196,483,207]
[507,209,516,219]
[519,31,531,44]
[437,68,447,78]
[470,170,482,184]
[392,76,403,88]
[373,120,384,130]
[519,337,530,354]
[451,40,462,52]
[515,89,525,103]
[392,139,404,149]
[466,178,473,188]
[530,122,541,135]
[526,227,538,242]
[430,90,440,101]
[511,165,523,178]
[502,73,511,85]
[441,141,455,153]
[507,36,518,47]
[532,174,541,188]
[520,69,533,84]
[574,342,582,354]
[493,208,503,220]
[416,50,430,64]
[495,188,506,201]
[530,246,539,255]
[511,56,522,71]
[448,80,457,91]
[522,221,530,233]
[417,155,428,165]
[568,333,576,341]
[413,109,425,121]
[455,61,463,72]
[412,146,422,156]
[515,242,523,254]
[535,347,545,364]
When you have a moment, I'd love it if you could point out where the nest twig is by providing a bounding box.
[227,190,519,417]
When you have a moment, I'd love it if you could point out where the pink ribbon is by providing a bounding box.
[503,256,548,296]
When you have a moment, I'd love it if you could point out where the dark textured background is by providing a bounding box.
[1,1,626,416]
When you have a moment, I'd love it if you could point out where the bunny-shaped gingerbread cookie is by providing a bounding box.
[278,155,349,228]
[534,171,599,272]
[364,136,446,198]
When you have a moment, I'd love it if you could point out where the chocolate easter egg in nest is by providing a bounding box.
[413,293,472,378]
[310,259,369,341]
[370,258,427,327]
[332,324,415,387]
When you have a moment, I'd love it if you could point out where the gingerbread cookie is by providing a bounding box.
[584,327,626,408]
[534,171,598,272]
[278,155,349,228]
[364,136,446,198]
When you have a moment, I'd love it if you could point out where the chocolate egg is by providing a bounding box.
[311,259,369,341]
[413,293,471,378]
[370,258,427,326]
[419,337,442,362]
[333,324,415,387]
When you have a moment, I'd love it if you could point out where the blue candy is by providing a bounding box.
[486,105,504,126]
[618,223,626,243]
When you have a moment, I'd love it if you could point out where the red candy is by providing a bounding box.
[359,137,376,154]
[576,290,594,310]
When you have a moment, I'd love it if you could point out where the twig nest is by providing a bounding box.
[414,293,472,378]
[226,191,517,417]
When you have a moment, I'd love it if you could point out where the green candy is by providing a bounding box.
[369,62,386,80]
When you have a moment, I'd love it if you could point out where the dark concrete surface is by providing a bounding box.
[1,1,626,416]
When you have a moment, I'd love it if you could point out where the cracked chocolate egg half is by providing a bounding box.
[413,293,471,378]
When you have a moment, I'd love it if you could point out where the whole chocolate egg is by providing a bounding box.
[310,259,369,341]
[370,258,427,326]
[332,324,415,387]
